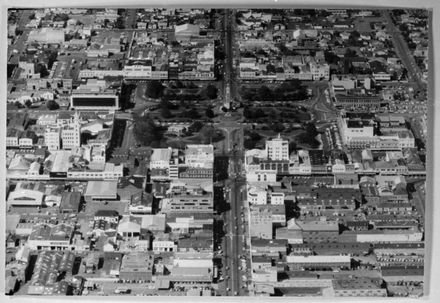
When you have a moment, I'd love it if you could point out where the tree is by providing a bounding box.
[243,107,253,119]
[46,100,60,110]
[36,63,49,78]
[161,106,172,118]
[324,50,340,65]
[244,138,257,150]
[145,81,164,99]
[205,108,215,118]
[160,100,173,118]
[184,108,201,119]
[344,48,357,58]
[299,123,320,147]
[44,49,58,69]
[115,17,125,29]
[271,122,285,133]
[188,121,204,133]
[133,114,164,146]
[266,64,276,74]
[255,108,266,118]
[205,85,218,99]
[53,13,69,22]
[258,85,273,101]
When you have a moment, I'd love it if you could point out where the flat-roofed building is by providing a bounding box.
[59,191,81,213]
[296,219,340,243]
[84,181,118,202]
[286,255,351,270]
[266,134,289,161]
[169,267,212,284]
[44,126,61,151]
[70,80,119,111]
[184,144,214,168]
[119,252,154,282]
[333,278,387,297]
[150,147,173,169]
[160,194,213,214]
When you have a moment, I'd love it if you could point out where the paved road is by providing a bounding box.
[218,118,250,296]
[223,165,248,296]
[383,11,426,92]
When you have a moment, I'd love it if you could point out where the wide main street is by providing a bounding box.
[382,11,426,93]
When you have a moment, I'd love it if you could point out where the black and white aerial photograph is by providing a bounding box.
[3,5,431,298]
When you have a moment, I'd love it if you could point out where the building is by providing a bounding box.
[59,192,81,213]
[27,28,65,44]
[7,188,44,208]
[160,194,214,214]
[250,206,273,239]
[119,252,154,282]
[44,126,61,151]
[60,112,81,149]
[295,219,340,243]
[184,144,214,168]
[70,80,119,111]
[27,251,74,295]
[84,181,118,202]
[332,278,387,297]
[27,223,74,250]
[251,238,288,257]
[286,255,351,270]
[266,134,289,161]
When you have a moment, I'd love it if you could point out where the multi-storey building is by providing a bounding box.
[265,134,289,161]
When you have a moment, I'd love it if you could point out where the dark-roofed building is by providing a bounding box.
[251,238,288,257]
[308,242,371,256]
[59,191,81,213]
[120,252,154,282]
[178,236,213,253]
[129,192,153,214]
[27,223,74,250]
[295,219,340,243]
[103,252,123,278]
[296,188,361,214]
[117,176,145,202]
[274,287,323,297]
[27,251,75,295]
[93,210,119,230]
[381,265,424,283]
[346,220,369,231]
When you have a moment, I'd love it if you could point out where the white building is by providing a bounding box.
[37,114,58,126]
[44,126,61,151]
[150,148,173,169]
[153,240,177,253]
[310,62,330,80]
[265,134,289,161]
[247,170,277,183]
[269,192,284,205]
[185,144,214,168]
[247,185,268,205]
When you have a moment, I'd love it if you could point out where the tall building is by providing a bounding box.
[44,126,61,151]
[60,112,81,150]
[265,134,289,161]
